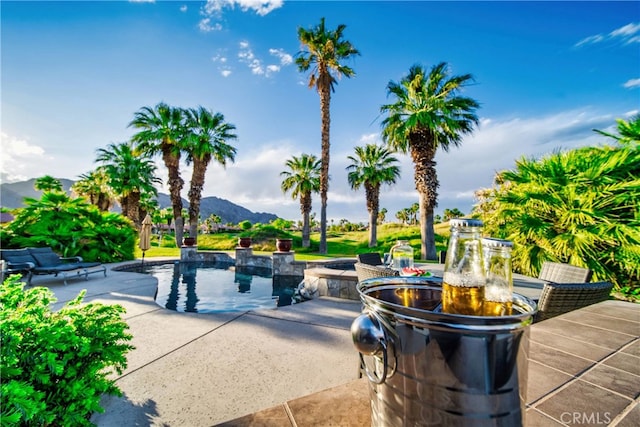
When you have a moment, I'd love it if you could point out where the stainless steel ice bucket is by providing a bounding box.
[351,277,537,427]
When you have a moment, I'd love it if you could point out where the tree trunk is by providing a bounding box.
[419,193,437,260]
[163,149,184,246]
[302,211,311,248]
[188,157,208,243]
[318,83,331,254]
[369,210,378,248]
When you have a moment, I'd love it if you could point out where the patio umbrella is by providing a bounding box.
[139,214,153,265]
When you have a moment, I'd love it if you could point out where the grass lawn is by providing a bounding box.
[135,222,451,261]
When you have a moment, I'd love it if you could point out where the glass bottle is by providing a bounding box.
[481,237,514,316]
[442,218,485,315]
[390,240,414,270]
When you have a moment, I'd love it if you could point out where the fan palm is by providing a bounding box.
[346,144,400,247]
[296,17,360,254]
[34,175,63,193]
[95,141,161,227]
[280,153,321,248]
[72,168,114,212]
[183,106,237,241]
[480,144,640,289]
[380,63,479,260]
[129,103,186,244]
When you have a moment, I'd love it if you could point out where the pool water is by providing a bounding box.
[141,261,303,313]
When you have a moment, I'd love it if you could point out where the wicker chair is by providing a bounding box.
[539,261,592,283]
[534,281,613,322]
[354,262,399,282]
[357,252,383,266]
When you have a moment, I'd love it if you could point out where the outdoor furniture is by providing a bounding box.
[354,262,399,283]
[356,252,383,266]
[0,247,106,285]
[534,281,613,322]
[538,261,592,283]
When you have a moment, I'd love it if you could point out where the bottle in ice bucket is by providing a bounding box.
[482,237,514,316]
[442,218,485,315]
[390,240,414,270]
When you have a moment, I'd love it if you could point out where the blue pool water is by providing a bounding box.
[139,261,302,313]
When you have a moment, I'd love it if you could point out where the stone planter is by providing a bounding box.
[276,238,293,252]
[238,237,252,248]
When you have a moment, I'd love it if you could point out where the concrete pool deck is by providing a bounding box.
[26,260,363,426]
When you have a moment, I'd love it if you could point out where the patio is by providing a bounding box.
[24,261,640,426]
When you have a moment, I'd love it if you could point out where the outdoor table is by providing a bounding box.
[219,299,639,426]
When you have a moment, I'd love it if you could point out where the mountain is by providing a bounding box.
[0,179,278,225]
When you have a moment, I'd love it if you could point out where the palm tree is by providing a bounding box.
[183,106,237,241]
[409,202,419,225]
[296,17,360,254]
[95,141,161,227]
[280,153,321,248]
[129,103,186,244]
[346,144,400,247]
[378,207,387,224]
[72,169,114,211]
[34,175,63,192]
[381,62,480,260]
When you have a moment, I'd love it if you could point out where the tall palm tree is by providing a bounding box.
[95,141,161,227]
[183,106,237,241]
[296,17,360,254]
[280,153,321,248]
[129,102,186,244]
[346,144,400,247]
[381,62,480,260]
[72,168,114,211]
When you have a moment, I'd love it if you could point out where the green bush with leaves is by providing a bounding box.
[475,139,639,292]
[0,275,134,426]
[0,191,136,262]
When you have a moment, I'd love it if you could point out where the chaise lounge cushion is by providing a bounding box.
[1,248,37,266]
[28,247,101,271]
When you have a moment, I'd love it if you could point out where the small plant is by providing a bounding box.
[0,275,134,426]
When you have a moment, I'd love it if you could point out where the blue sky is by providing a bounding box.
[2,1,638,223]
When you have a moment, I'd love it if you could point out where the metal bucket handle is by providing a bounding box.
[351,310,397,384]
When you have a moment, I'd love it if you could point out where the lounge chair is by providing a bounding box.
[356,252,383,266]
[354,262,399,283]
[538,261,592,283]
[534,281,613,322]
[1,247,106,285]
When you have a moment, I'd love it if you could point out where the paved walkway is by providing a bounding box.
[28,261,362,426]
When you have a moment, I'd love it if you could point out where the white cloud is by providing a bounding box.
[0,133,48,182]
[623,78,640,89]
[575,22,640,47]
[221,69,232,77]
[269,48,293,66]
[199,0,283,31]
[610,22,640,38]
[180,5,187,13]
[237,41,288,77]
[199,17,222,32]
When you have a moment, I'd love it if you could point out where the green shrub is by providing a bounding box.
[0,275,134,426]
[1,192,136,262]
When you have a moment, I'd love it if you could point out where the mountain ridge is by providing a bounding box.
[0,178,278,225]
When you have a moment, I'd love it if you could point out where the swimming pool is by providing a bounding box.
[136,261,303,313]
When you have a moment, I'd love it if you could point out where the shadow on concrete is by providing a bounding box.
[91,393,168,427]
